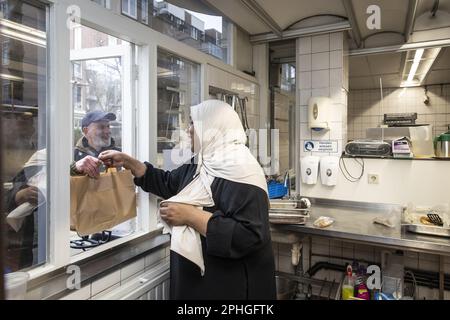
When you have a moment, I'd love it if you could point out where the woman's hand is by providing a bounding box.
[98,150,146,177]
[98,150,129,168]
[15,186,40,206]
[159,203,212,236]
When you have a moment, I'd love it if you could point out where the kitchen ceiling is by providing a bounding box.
[200,0,450,89]
[349,46,450,89]
[203,0,450,48]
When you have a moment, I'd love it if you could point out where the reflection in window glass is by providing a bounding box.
[69,25,137,255]
[157,49,200,170]
[119,0,230,63]
[1,0,48,272]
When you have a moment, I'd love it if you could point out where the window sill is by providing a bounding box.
[26,228,170,299]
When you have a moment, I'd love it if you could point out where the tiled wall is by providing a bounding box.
[348,84,450,141]
[273,237,450,300]
[274,89,294,175]
[59,247,169,300]
[298,32,348,158]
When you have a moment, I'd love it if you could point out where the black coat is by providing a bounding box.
[134,161,276,300]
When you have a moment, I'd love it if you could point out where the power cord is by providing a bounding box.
[339,154,364,182]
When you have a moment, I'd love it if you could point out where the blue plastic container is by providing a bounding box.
[268,181,287,199]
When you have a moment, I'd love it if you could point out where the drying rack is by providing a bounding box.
[276,271,344,300]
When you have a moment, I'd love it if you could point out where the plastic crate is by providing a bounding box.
[268,181,287,199]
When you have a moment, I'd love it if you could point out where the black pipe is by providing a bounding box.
[431,0,439,17]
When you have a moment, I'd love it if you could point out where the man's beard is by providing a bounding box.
[91,135,111,150]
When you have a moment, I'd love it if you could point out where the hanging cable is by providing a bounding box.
[339,154,364,182]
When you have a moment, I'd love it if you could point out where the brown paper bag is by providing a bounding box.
[70,169,137,236]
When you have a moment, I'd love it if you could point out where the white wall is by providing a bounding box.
[298,32,348,159]
[235,26,253,73]
[348,84,450,141]
[301,158,450,206]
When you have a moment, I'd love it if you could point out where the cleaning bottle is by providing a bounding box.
[342,265,355,300]
[354,265,370,300]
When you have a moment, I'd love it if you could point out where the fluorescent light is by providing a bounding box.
[0,73,24,81]
[406,49,424,83]
[0,18,46,47]
[1,28,46,47]
[0,18,46,39]
[401,47,441,87]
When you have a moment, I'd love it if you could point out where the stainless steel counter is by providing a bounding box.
[271,198,450,256]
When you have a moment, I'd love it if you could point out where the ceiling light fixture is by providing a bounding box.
[405,48,424,84]
[401,48,441,87]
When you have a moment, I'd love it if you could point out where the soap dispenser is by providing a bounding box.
[300,156,320,185]
[320,156,339,186]
[308,96,331,131]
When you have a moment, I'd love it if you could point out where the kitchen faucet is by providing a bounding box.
[283,171,291,199]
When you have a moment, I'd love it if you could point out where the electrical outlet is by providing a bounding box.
[368,174,379,184]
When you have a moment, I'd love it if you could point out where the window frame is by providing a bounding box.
[27,0,256,279]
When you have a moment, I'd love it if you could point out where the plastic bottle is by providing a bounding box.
[342,265,355,300]
[354,265,370,300]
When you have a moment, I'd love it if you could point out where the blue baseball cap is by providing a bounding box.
[81,111,116,128]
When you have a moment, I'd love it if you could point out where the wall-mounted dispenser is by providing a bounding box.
[308,96,331,131]
[320,156,339,186]
[300,156,320,185]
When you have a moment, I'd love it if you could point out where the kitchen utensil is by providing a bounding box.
[434,131,450,158]
[404,224,450,238]
[427,212,443,226]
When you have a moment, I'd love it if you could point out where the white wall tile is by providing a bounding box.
[299,54,312,72]
[60,285,91,300]
[298,36,311,54]
[312,87,330,98]
[300,123,312,140]
[312,70,330,89]
[300,89,312,106]
[330,122,343,139]
[300,106,308,123]
[91,270,121,297]
[278,255,295,273]
[121,258,145,282]
[330,50,343,69]
[418,259,439,272]
[311,52,329,70]
[330,68,343,88]
[299,71,312,89]
[330,32,343,50]
[311,34,329,53]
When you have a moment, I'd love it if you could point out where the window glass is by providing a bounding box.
[1,0,48,273]
[70,25,137,255]
[157,49,200,170]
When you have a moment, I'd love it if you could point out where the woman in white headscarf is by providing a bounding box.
[99,100,276,300]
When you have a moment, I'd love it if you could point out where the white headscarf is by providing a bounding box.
[161,99,267,275]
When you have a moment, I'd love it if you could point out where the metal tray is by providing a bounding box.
[269,212,309,225]
[404,224,450,238]
[269,200,310,214]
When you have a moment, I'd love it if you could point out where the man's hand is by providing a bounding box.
[159,203,212,236]
[15,186,40,206]
[75,155,102,178]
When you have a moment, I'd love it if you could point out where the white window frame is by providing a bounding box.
[30,0,253,279]
[121,0,137,19]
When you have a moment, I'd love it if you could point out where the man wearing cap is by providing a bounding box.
[70,111,120,177]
